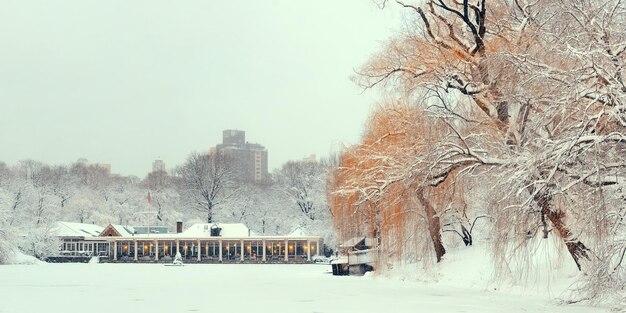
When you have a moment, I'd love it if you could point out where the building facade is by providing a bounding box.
[215,129,268,184]
[53,221,322,264]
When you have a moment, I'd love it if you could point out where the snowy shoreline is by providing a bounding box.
[0,262,613,313]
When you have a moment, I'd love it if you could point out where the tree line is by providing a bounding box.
[0,153,333,263]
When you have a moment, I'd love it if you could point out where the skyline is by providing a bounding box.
[0,1,402,177]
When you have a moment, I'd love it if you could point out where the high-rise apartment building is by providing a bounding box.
[215,129,268,184]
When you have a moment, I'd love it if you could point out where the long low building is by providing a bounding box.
[53,221,323,264]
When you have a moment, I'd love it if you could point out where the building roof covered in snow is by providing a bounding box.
[339,237,377,249]
[182,223,250,238]
[99,224,136,237]
[54,221,322,241]
[55,222,104,238]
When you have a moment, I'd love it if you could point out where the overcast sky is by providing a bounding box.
[0,0,401,177]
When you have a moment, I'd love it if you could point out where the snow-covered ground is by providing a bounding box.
[0,262,611,313]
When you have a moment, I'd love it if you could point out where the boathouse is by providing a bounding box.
[53,221,322,263]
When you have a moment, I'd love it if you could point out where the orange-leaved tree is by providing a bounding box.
[330,101,478,264]
[356,1,626,276]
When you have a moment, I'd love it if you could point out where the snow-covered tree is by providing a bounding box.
[346,0,626,302]
[274,159,335,246]
[275,160,329,221]
[243,185,294,235]
[177,152,234,223]
[331,101,461,264]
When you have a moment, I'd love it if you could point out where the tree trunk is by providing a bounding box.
[60,196,69,208]
[416,187,446,262]
[546,210,589,271]
[535,192,589,270]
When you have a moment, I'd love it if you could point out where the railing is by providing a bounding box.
[58,251,109,257]
[60,250,93,257]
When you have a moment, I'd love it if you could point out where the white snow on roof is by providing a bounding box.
[110,224,135,237]
[287,227,308,237]
[182,223,250,238]
[339,237,377,248]
[55,222,104,238]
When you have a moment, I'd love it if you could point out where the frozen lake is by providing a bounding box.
[0,263,609,313]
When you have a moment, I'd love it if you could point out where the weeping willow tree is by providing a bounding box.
[331,0,626,303]
[330,101,478,267]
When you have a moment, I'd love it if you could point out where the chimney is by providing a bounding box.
[176,221,183,233]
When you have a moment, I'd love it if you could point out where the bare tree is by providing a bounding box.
[177,152,233,223]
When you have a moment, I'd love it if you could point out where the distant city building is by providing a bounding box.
[152,159,166,172]
[215,129,268,184]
